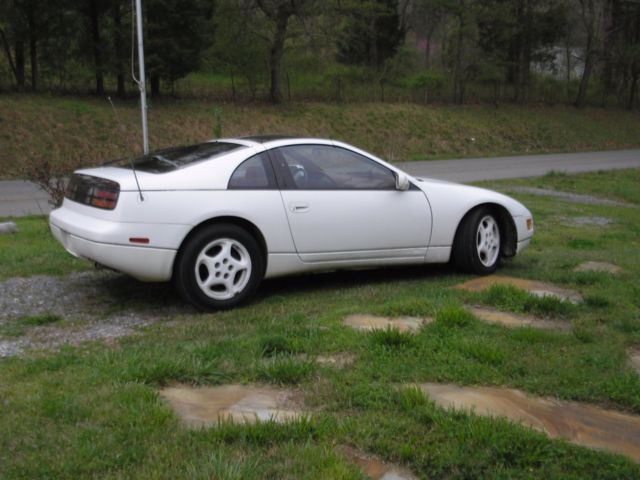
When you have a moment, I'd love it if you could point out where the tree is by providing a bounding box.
[9,0,46,91]
[83,0,108,95]
[406,0,449,67]
[574,0,607,107]
[255,0,316,103]
[207,0,269,101]
[0,1,25,90]
[111,0,127,97]
[336,0,405,69]
[144,0,214,96]
[602,0,640,109]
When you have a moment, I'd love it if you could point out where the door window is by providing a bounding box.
[272,145,396,190]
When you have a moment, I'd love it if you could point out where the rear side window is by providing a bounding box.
[228,153,276,189]
[121,142,245,173]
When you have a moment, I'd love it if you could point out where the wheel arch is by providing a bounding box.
[452,203,517,260]
[173,216,268,279]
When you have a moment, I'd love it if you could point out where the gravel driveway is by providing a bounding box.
[0,271,196,357]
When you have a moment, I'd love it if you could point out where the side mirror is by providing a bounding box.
[395,172,411,191]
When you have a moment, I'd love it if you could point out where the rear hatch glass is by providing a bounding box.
[119,142,245,173]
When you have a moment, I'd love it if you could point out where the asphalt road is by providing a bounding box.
[1,149,639,218]
[397,148,640,183]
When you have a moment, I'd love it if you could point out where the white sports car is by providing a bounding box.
[49,136,534,309]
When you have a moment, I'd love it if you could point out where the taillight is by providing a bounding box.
[91,188,119,209]
[66,174,120,210]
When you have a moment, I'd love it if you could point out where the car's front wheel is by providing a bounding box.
[453,207,502,275]
[174,224,264,310]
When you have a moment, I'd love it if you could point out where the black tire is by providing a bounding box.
[173,223,264,310]
[452,207,502,275]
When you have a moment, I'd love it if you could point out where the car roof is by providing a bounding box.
[240,135,295,143]
[213,136,335,149]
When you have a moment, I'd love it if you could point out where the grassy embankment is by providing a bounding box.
[2,94,640,180]
[1,169,640,477]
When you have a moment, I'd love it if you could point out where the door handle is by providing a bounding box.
[289,202,309,213]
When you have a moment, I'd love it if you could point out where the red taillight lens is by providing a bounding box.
[91,188,119,209]
[66,174,120,210]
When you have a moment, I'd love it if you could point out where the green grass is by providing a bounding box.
[1,169,640,477]
[0,216,90,280]
[0,313,64,338]
[3,94,640,181]
[478,284,577,318]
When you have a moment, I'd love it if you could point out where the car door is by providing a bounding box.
[269,144,432,263]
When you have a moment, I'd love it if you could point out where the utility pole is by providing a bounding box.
[135,0,149,153]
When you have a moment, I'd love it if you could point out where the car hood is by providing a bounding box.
[413,176,531,217]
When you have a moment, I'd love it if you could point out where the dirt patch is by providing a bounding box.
[628,347,640,376]
[296,352,355,368]
[0,271,192,357]
[343,314,432,333]
[559,216,615,228]
[470,306,568,330]
[159,384,306,427]
[453,275,582,303]
[574,261,622,274]
[416,383,640,462]
[508,187,636,208]
[340,445,418,480]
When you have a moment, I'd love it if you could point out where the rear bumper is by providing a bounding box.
[50,222,175,282]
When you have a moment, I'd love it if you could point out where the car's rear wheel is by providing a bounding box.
[174,224,264,310]
[453,207,501,274]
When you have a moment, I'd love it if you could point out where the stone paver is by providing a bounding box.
[341,446,418,480]
[416,383,640,462]
[343,314,432,333]
[159,384,305,427]
[574,261,622,274]
[0,222,18,234]
[454,275,582,303]
[470,306,568,330]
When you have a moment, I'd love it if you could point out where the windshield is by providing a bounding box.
[120,142,245,173]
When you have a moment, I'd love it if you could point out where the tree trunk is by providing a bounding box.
[0,28,18,88]
[425,32,432,68]
[453,2,465,105]
[113,1,125,97]
[268,12,289,103]
[628,70,639,110]
[601,0,620,104]
[27,11,37,91]
[151,75,160,96]
[575,35,594,108]
[89,0,104,95]
[515,0,532,104]
[15,41,25,91]
[564,39,572,103]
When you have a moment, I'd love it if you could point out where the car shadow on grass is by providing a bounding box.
[256,264,457,300]
[90,264,459,314]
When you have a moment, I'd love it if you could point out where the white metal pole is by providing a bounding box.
[135,0,149,154]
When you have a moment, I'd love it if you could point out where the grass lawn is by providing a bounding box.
[1,169,640,478]
[2,94,640,180]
